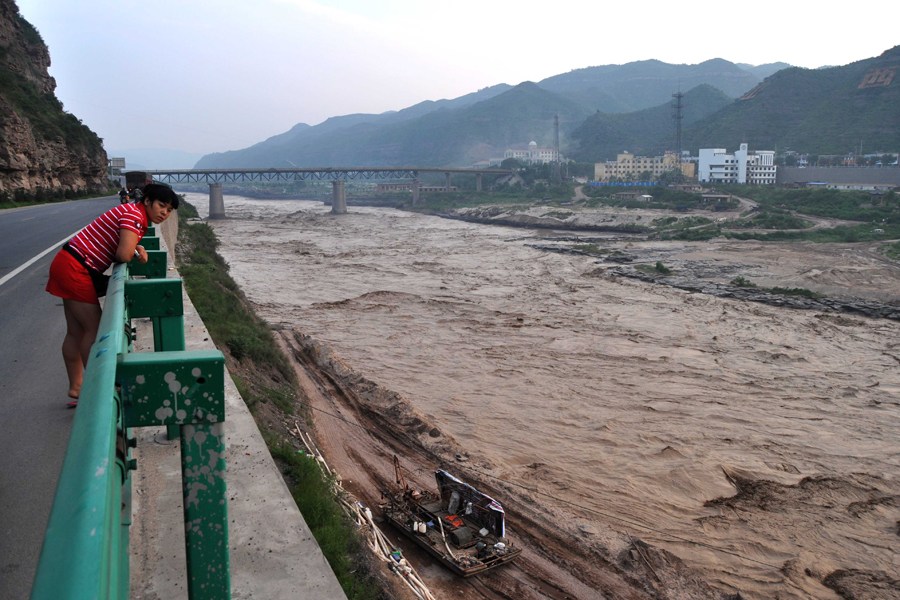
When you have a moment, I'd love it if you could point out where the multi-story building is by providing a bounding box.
[504,141,559,164]
[108,157,126,185]
[698,143,776,184]
[593,151,692,181]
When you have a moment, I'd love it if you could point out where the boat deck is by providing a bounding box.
[383,493,520,577]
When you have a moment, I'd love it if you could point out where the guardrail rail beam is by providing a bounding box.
[32,230,231,600]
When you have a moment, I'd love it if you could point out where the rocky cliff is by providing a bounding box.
[0,0,108,199]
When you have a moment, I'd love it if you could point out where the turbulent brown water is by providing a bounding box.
[188,193,900,599]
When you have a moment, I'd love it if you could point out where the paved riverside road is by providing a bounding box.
[0,196,119,600]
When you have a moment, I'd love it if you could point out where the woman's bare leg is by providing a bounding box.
[62,299,102,399]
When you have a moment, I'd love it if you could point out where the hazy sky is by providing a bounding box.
[15,0,899,158]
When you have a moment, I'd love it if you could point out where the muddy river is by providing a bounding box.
[186,193,899,599]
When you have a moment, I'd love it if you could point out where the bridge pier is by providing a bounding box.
[208,183,225,219]
[476,173,483,192]
[411,179,420,206]
[331,180,347,214]
[445,172,452,191]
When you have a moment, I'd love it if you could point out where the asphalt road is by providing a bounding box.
[0,196,118,600]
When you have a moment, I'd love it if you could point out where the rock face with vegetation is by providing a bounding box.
[0,0,108,200]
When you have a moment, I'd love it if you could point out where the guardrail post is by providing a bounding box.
[128,249,168,279]
[126,241,181,441]
[124,244,231,598]
[119,429,135,600]
[182,421,229,597]
[125,278,185,352]
[139,236,160,251]
[118,350,229,598]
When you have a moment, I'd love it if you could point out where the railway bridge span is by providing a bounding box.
[136,166,512,216]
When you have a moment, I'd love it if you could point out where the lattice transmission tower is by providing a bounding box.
[672,90,684,165]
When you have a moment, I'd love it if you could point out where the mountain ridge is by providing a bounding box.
[195,47,900,169]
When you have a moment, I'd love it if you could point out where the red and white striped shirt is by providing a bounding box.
[68,203,148,272]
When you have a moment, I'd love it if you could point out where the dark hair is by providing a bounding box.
[142,182,180,209]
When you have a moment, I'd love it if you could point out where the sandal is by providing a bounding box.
[66,400,78,409]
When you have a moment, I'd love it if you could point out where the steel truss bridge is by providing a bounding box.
[140,167,511,185]
[133,167,512,217]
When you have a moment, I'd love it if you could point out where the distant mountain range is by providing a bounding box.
[110,147,204,171]
[195,47,900,169]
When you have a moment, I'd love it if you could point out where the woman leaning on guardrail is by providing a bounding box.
[45,183,180,408]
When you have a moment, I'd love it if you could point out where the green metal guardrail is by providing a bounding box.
[32,229,231,599]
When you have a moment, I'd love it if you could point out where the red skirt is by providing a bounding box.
[46,249,99,305]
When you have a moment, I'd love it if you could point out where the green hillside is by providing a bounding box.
[538,58,759,112]
[736,62,793,79]
[569,84,733,160]
[362,82,590,166]
[197,84,515,168]
[683,46,900,154]
[199,83,589,168]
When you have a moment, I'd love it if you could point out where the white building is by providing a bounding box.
[698,143,776,184]
[504,140,559,164]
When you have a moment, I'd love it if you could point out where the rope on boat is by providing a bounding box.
[292,421,438,600]
[434,512,457,560]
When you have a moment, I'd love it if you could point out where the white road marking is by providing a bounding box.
[0,231,81,288]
